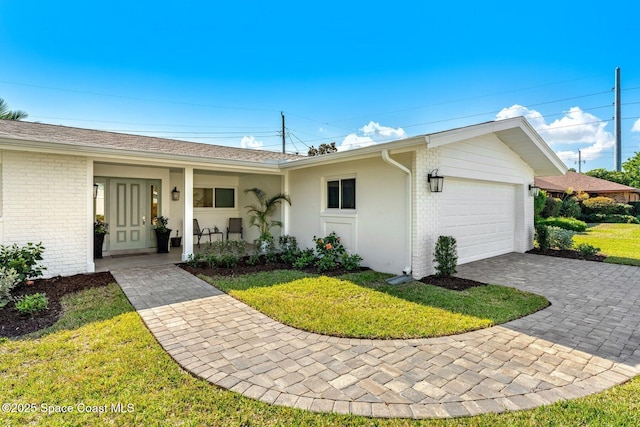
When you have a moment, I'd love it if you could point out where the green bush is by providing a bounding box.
[278,235,299,264]
[341,253,363,271]
[433,236,457,277]
[548,226,575,250]
[576,243,600,257]
[535,223,550,251]
[292,249,315,269]
[245,253,262,266]
[0,267,20,308]
[534,190,547,221]
[542,197,562,218]
[0,242,46,284]
[580,213,640,224]
[629,201,640,216]
[541,217,587,232]
[315,255,337,272]
[14,292,49,315]
[186,253,204,267]
[559,198,581,218]
[582,196,618,215]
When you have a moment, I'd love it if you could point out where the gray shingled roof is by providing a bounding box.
[0,120,302,163]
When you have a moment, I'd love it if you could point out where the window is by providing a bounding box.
[327,178,356,209]
[215,188,235,208]
[194,187,236,208]
[193,188,213,207]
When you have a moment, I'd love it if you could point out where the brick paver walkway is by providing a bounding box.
[111,253,640,419]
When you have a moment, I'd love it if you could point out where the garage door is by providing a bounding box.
[438,179,515,264]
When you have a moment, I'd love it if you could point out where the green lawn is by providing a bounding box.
[202,270,548,339]
[574,223,640,265]
[1,283,639,426]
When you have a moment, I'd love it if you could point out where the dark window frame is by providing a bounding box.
[326,178,356,210]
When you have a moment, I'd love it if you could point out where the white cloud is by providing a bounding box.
[360,121,407,138]
[338,134,376,151]
[496,104,614,163]
[338,121,406,151]
[632,119,640,132]
[240,135,264,150]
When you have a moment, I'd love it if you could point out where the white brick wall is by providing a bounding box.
[2,151,88,277]
[411,147,440,278]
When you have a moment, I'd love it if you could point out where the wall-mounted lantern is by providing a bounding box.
[529,184,540,197]
[93,184,99,199]
[428,169,444,193]
[172,187,181,201]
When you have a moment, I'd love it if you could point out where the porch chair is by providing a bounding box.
[193,219,215,247]
[227,218,243,241]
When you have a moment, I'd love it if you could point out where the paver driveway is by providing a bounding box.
[111,253,640,419]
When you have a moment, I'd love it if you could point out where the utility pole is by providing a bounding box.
[614,67,622,171]
[281,111,286,154]
[576,150,586,173]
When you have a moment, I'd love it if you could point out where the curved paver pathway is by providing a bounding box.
[111,253,640,419]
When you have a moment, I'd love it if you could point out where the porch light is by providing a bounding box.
[428,170,444,193]
[172,187,181,201]
[93,184,99,199]
[529,184,540,197]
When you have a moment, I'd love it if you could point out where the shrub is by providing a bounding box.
[278,235,299,264]
[541,217,587,232]
[315,255,337,272]
[576,243,600,257]
[314,232,347,262]
[292,249,316,269]
[533,190,547,221]
[186,253,204,268]
[14,292,48,315]
[548,226,575,250]
[433,236,457,277]
[217,254,239,269]
[559,198,581,218]
[542,197,562,218]
[0,242,46,284]
[0,267,20,308]
[341,253,363,271]
[245,253,262,266]
[582,196,618,215]
[629,201,640,216]
[580,213,640,224]
[264,250,279,264]
[535,223,550,252]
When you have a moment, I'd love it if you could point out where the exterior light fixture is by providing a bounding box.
[172,187,181,201]
[428,169,444,193]
[529,184,540,197]
[93,184,99,199]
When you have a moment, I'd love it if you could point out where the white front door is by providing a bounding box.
[109,179,156,251]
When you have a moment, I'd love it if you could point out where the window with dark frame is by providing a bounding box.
[327,178,356,209]
[215,188,235,208]
[193,187,235,208]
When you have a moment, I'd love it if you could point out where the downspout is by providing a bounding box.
[381,149,412,276]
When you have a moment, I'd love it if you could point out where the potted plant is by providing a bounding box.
[244,188,291,253]
[170,230,182,248]
[94,219,109,259]
[154,216,172,253]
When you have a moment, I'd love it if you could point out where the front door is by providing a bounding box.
[109,179,158,251]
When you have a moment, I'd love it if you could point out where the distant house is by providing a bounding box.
[0,116,565,279]
[535,171,640,203]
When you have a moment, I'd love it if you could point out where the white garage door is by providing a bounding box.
[438,179,515,264]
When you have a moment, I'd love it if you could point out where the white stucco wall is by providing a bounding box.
[1,150,89,277]
[238,174,284,243]
[288,154,410,275]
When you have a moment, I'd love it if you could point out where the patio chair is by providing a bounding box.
[193,219,215,247]
[227,218,243,241]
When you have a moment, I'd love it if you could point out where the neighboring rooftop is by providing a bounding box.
[535,171,640,193]
[0,119,301,163]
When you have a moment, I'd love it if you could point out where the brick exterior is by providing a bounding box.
[2,151,89,277]
[411,147,440,278]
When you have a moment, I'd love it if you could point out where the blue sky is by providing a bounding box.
[1,1,639,172]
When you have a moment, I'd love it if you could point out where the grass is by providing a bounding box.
[574,223,640,266]
[1,281,639,426]
[202,270,548,339]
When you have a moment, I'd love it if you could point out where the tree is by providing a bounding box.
[585,168,631,186]
[243,188,292,238]
[0,98,28,121]
[622,152,640,188]
[308,142,337,156]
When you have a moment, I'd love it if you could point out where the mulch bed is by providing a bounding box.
[179,261,370,278]
[0,272,114,338]
[526,248,607,262]
[419,275,488,291]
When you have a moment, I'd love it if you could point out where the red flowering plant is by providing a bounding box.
[313,232,346,271]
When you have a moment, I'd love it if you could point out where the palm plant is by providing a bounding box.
[0,98,28,121]
[244,188,291,240]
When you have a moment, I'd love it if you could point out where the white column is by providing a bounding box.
[282,171,290,235]
[182,167,194,261]
[86,159,95,272]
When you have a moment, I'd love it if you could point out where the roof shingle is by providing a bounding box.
[535,171,639,193]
